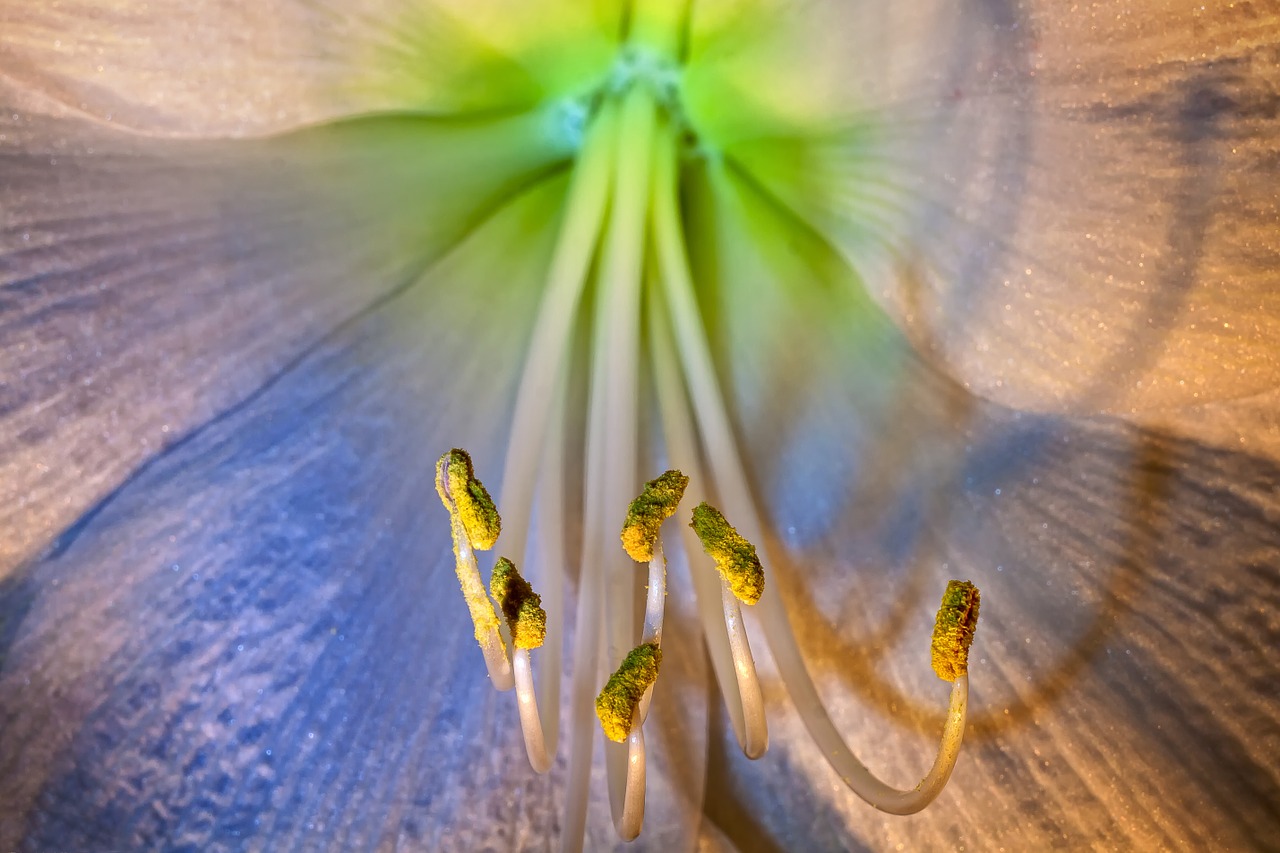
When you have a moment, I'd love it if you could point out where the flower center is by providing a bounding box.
[434,6,980,851]
[485,17,776,845]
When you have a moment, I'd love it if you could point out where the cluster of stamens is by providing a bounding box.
[428,7,981,850]
[436,448,980,844]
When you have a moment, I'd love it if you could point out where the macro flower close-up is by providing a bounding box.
[2,1,1278,851]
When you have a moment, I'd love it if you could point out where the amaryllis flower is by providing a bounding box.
[2,2,1278,851]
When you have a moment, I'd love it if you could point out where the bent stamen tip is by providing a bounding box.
[621,469,689,562]
[931,580,981,682]
[595,642,663,742]
[490,557,547,650]
[435,448,501,550]
[689,502,764,605]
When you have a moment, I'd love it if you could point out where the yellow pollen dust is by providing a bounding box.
[595,642,663,743]
[435,448,501,551]
[620,469,689,562]
[690,502,765,605]
[931,580,981,682]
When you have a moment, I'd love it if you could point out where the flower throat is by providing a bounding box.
[434,7,980,852]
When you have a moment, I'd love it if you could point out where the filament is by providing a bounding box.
[650,133,769,759]
[496,101,620,571]
[620,708,647,841]
[512,647,552,773]
[651,124,969,812]
[450,511,512,690]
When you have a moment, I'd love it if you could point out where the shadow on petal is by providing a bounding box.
[718,390,1280,851]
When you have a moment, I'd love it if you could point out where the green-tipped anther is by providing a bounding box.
[931,580,981,682]
[490,557,547,650]
[690,502,764,605]
[595,642,662,743]
[435,448,501,551]
[620,469,689,562]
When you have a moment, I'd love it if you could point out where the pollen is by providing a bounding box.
[620,469,689,562]
[435,448,501,551]
[595,642,663,743]
[490,557,547,650]
[690,502,765,605]
[931,580,981,682]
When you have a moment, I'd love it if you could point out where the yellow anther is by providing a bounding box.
[620,469,689,562]
[931,580,981,682]
[435,448,501,551]
[595,642,662,743]
[689,502,764,605]
[490,557,547,650]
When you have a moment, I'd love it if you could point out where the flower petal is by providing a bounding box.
[0,104,573,576]
[0,0,619,136]
[0,175,556,848]
[709,401,1279,850]
[897,4,1280,415]
[687,1,1280,414]
[0,170,713,849]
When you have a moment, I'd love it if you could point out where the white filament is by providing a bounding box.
[649,135,769,759]
[652,135,970,813]
[559,108,625,853]
[600,85,661,842]
[444,502,513,691]
[619,708,648,842]
[512,647,551,773]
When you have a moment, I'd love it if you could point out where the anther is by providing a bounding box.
[620,469,688,562]
[436,448,501,551]
[690,501,765,605]
[595,642,663,743]
[931,580,981,682]
[491,557,548,651]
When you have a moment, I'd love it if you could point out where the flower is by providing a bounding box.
[2,2,1279,852]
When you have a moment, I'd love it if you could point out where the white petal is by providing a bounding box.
[0,176,567,848]
[0,105,573,576]
[686,1,1280,415]
[0,0,619,136]
[717,403,1280,850]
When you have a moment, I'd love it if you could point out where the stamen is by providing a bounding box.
[434,449,512,690]
[650,135,768,758]
[563,86,659,853]
[489,99,623,840]
[490,556,554,774]
[627,471,680,739]
[689,502,768,759]
[596,641,663,841]
[579,468,687,841]
[649,126,980,807]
